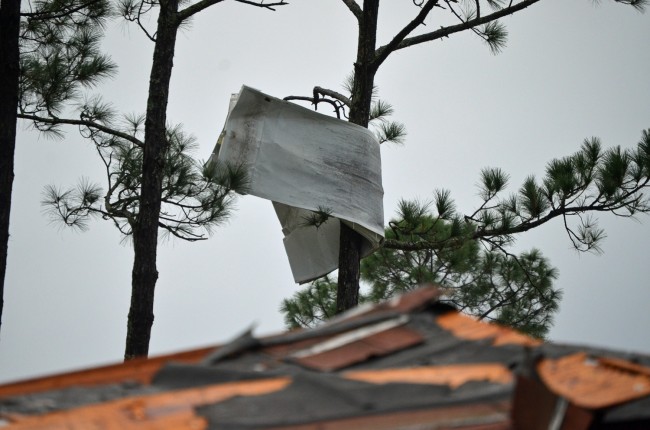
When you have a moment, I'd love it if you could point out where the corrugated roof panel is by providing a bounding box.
[343,363,513,388]
[538,352,650,409]
[292,324,424,371]
[262,337,325,359]
[291,316,409,358]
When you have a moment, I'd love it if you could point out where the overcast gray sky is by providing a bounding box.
[1,0,649,383]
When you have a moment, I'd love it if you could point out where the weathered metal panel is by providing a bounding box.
[209,86,384,283]
[292,325,423,371]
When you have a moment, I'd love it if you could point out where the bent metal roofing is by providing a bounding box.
[1,286,649,429]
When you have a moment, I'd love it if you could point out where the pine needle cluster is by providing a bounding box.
[19,0,116,126]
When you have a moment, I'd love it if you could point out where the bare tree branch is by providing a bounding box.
[17,113,144,147]
[340,0,362,21]
[372,0,438,69]
[313,86,351,107]
[283,95,345,118]
[178,0,286,22]
[135,0,157,41]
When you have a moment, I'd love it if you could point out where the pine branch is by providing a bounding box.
[387,130,650,253]
[157,221,207,241]
[383,190,648,252]
[374,0,540,58]
[372,0,439,69]
[478,188,648,239]
[613,0,648,12]
[17,113,144,147]
[178,0,286,22]
[20,0,104,20]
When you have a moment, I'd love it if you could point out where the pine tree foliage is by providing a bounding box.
[300,206,334,229]
[18,0,116,122]
[367,95,406,145]
[603,0,649,12]
[42,103,248,242]
[362,208,561,338]
[281,209,561,338]
[280,276,337,329]
[19,0,286,359]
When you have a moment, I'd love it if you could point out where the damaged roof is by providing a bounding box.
[1,286,649,429]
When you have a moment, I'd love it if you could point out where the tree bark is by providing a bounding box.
[124,0,179,360]
[336,223,362,312]
[336,0,379,313]
[0,0,22,336]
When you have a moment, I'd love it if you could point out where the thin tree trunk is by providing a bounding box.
[0,0,22,336]
[336,0,379,313]
[336,223,362,312]
[124,0,179,360]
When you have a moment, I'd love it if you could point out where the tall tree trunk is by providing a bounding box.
[124,0,179,360]
[336,0,379,313]
[0,0,22,336]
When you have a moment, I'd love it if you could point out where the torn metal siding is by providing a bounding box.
[208,86,384,283]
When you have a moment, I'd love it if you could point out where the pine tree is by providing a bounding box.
[23,0,287,359]
[283,127,650,335]
[287,0,649,314]
[41,117,248,242]
[376,130,650,337]
[364,203,562,339]
[0,0,114,337]
[283,200,563,338]
[282,244,560,338]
